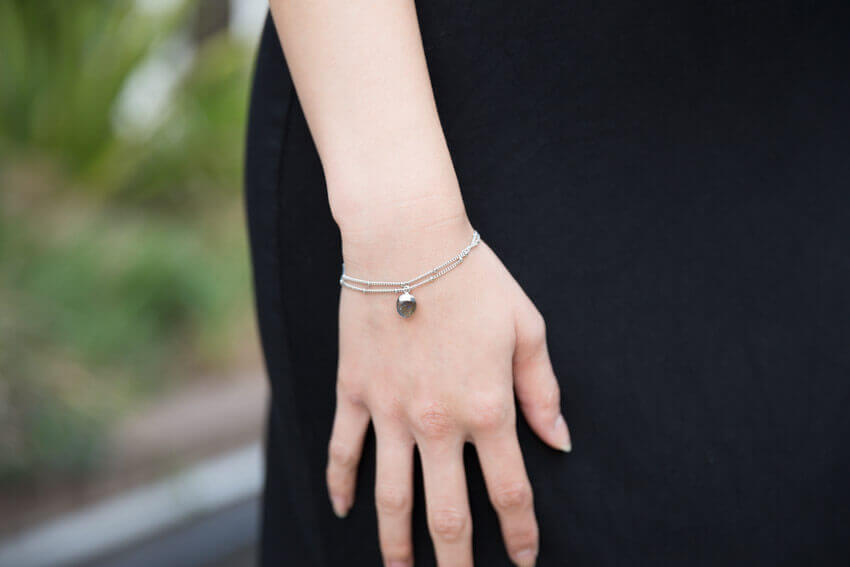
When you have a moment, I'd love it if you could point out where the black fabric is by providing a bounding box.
[244,2,850,565]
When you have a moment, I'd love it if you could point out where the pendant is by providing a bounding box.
[396,291,416,318]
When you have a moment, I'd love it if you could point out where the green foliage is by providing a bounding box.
[0,0,258,480]
[0,0,181,173]
[0,0,252,208]
[0,198,252,480]
[0,312,111,481]
[4,211,247,372]
[98,34,254,208]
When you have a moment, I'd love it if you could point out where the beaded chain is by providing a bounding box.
[339,230,480,318]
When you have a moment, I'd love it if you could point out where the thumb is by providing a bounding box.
[512,302,571,452]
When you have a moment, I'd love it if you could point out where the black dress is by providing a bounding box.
[244,2,850,565]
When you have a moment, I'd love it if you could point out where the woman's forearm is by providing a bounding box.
[269,0,466,249]
[268,6,565,566]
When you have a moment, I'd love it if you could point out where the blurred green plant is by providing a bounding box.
[0,0,178,174]
[0,0,252,208]
[0,0,259,480]
[101,33,255,208]
[0,200,253,480]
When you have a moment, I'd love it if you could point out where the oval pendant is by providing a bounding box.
[396,292,416,318]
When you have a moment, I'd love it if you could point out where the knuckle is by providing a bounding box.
[516,310,548,365]
[528,310,547,344]
[335,372,364,403]
[336,362,355,384]
[328,441,358,470]
[544,382,561,411]
[325,466,350,495]
[519,380,561,417]
[381,544,413,563]
[492,481,533,511]
[429,508,469,541]
[411,401,456,440]
[506,525,539,555]
[372,393,406,421]
[466,394,512,431]
[527,382,560,414]
[375,485,411,515]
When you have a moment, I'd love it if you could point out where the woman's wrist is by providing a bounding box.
[332,189,466,239]
[336,200,473,282]
[324,127,472,277]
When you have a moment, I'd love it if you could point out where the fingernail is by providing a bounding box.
[331,495,349,518]
[514,547,537,567]
[554,414,572,453]
[387,561,412,567]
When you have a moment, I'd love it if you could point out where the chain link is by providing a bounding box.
[339,230,480,294]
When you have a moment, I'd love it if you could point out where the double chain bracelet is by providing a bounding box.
[339,230,481,318]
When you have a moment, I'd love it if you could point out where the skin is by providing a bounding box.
[269,2,571,565]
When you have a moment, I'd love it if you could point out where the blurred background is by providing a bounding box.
[0,1,269,565]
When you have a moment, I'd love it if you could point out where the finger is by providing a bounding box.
[474,427,539,567]
[326,389,371,517]
[421,445,473,566]
[513,305,571,452]
[415,421,472,566]
[374,421,415,567]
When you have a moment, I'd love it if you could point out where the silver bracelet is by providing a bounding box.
[339,230,481,318]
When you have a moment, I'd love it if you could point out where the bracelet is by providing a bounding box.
[339,230,481,318]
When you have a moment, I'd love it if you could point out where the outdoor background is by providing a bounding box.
[0,0,269,564]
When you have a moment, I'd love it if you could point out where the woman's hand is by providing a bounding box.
[326,215,571,567]
[268,2,569,562]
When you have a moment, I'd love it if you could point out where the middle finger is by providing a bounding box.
[417,436,473,566]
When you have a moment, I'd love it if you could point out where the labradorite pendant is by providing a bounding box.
[396,292,416,318]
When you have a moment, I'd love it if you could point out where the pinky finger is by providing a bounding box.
[326,392,371,517]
